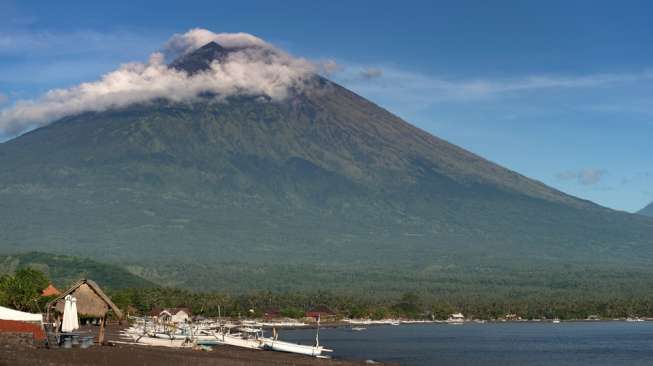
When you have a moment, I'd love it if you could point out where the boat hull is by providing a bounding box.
[263,339,330,356]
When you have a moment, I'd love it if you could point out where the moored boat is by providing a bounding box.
[262,338,332,357]
[447,313,465,324]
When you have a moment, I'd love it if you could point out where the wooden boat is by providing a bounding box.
[128,333,192,347]
[262,338,332,357]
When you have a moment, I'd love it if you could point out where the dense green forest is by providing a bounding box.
[124,260,653,300]
[2,252,653,321]
[107,286,653,321]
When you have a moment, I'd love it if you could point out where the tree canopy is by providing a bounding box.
[0,268,50,312]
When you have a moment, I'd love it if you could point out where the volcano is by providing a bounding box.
[1,40,653,291]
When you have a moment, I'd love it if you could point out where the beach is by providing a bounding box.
[0,343,375,366]
[0,322,379,366]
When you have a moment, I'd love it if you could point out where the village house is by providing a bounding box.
[305,305,336,321]
[41,284,61,297]
[504,313,522,321]
[264,308,281,319]
[148,307,191,323]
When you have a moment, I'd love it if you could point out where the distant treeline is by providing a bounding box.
[3,266,653,321]
[107,287,653,321]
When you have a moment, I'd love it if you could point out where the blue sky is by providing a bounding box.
[0,0,651,212]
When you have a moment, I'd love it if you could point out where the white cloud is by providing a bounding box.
[162,28,271,58]
[331,63,653,103]
[317,59,342,76]
[0,29,317,135]
[359,67,383,80]
[556,169,608,186]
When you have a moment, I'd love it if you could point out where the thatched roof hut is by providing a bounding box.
[49,279,123,319]
[47,279,122,344]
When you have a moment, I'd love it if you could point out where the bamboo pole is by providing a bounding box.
[98,316,106,344]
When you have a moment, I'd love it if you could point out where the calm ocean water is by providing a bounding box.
[279,322,653,366]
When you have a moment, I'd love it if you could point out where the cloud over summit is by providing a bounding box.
[163,28,271,58]
[0,29,316,135]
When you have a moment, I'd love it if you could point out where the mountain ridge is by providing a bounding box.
[1,42,652,289]
[0,252,153,289]
[640,202,653,217]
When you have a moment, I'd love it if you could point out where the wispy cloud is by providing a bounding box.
[0,93,7,105]
[359,67,383,80]
[556,169,609,186]
[579,98,653,118]
[620,171,652,186]
[331,63,653,103]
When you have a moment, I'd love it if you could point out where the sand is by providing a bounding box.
[0,343,377,366]
[0,323,383,366]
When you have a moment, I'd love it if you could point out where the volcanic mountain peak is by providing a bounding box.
[170,41,231,74]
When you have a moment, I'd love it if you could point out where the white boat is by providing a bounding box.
[123,315,333,357]
[262,338,332,357]
[260,320,308,327]
[213,332,265,349]
[129,333,192,347]
[552,319,561,324]
[447,313,465,324]
[351,326,367,331]
[626,317,645,322]
[153,332,189,340]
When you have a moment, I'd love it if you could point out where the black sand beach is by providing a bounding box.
[0,343,376,366]
[0,323,380,366]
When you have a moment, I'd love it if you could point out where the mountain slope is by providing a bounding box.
[639,203,653,217]
[0,252,153,289]
[1,42,653,288]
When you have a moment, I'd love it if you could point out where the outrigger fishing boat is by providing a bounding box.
[261,317,332,357]
[121,314,332,357]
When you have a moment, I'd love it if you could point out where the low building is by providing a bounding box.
[0,306,46,348]
[149,307,191,323]
[504,313,522,321]
[41,284,61,297]
[0,319,46,348]
[305,305,336,321]
[447,312,465,323]
[264,308,281,319]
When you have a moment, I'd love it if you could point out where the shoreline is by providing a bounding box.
[0,323,386,366]
[261,317,652,330]
[0,343,386,366]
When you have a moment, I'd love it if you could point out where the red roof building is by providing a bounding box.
[41,284,61,297]
[305,305,336,319]
[264,308,281,319]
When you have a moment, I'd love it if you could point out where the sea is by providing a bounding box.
[279,321,653,366]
